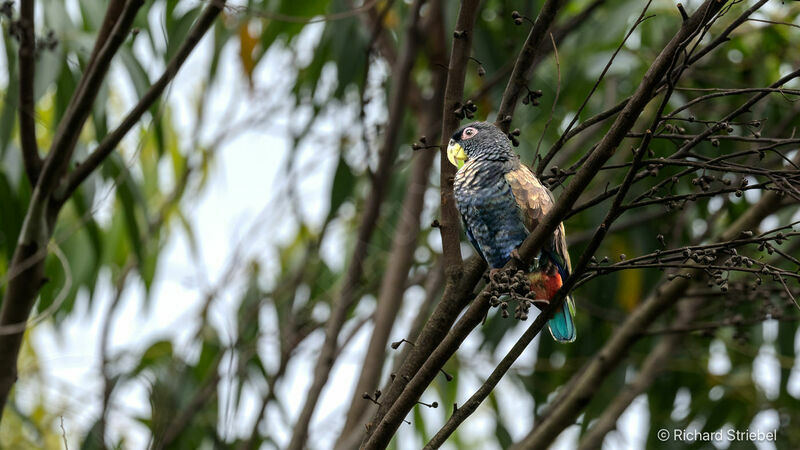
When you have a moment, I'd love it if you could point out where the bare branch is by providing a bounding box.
[36,0,143,199]
[0,0,227,420]
[537,1,654,174]
[564,66,800,217]
[681,0,769,69]
[98,262,134,447]
[286,2,426,448]
[17,0,41,184]
[365,3,733,447]
[359,2,482,446]
[427,25,690,444]
[494,0,564,133]
[534,33,561,157]
[75,0,126,98]
[438,0,484,271]
[56,0,227,203]
[514,152,799,448]
[540,0,770,177]
[338,117,441,442]
[423,292,557,448]
[338,9,448,434]
[577,298,702,449]
[151,359,222,450]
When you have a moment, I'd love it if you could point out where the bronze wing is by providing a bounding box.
[504,163,572,274]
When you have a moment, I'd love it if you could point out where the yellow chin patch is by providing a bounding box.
[447,140,467,169]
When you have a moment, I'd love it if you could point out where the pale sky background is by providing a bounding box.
[3,1,794,449]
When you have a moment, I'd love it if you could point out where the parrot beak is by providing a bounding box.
[447,139,467,169]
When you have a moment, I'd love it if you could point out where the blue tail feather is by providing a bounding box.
[539,250,576,343]
[548,298,576,343]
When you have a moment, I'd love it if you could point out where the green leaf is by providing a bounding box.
[77,0,106,31]
[134,340,174,374]
[258,0,329,53]
[326,155,355,223]
[0,28,18,159]
[79,419,104,450]
[33,44,64,102]
[102,155,151,288]
[118,46,151,98]
[207,20,231,86]
[238,268,262,347]
[54,61,78,126]
[165,6,202,62]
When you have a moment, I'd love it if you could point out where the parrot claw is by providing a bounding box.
[510,248,522,263]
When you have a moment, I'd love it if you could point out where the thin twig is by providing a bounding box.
[60,416,69,450]
[534,33,561,158]
[536,1,654,174]
[515,151,800,449]
[494,0,564,133]
[220,0,380,24]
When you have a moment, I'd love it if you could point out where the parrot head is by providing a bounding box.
[447,121,513,170]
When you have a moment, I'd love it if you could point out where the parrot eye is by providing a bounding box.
[461,127,478,140]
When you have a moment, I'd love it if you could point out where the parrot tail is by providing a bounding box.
[547,296,576,343]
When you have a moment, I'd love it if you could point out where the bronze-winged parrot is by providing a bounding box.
[446,121,576,342]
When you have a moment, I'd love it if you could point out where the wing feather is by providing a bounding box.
[504,163,554,234]
[504,163,572,274]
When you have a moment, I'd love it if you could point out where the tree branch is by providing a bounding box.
[17,0,41,184]
[361,257,486,449]
[678,0,769,70]
[151,359,222,450]
[514,158,798,449]
[285,2,425,448]
[438,0,483,272]
[56,0,226,204]
[98,262,134,446]
[427,29,688,445]
[423,295,558,448]
[359,2,481,446]
[36,0,143,200]
[536,1,653,173]
[539,0,770,177]
[470,0,604,107]
[363,2,730,447]
[334,262,446,450]
[0,0,142,420]
[338,6,448,434]
[494,0,564,133]
[75,0,126,100]
[337,111,441,442]
[0,0,226,422]
[576,297,701,450]
[563,66,800,218]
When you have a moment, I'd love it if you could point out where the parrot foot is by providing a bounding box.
[510,248,523,263]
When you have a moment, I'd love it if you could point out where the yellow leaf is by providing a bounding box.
[238,21,259,88]
[611,238,642,311]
